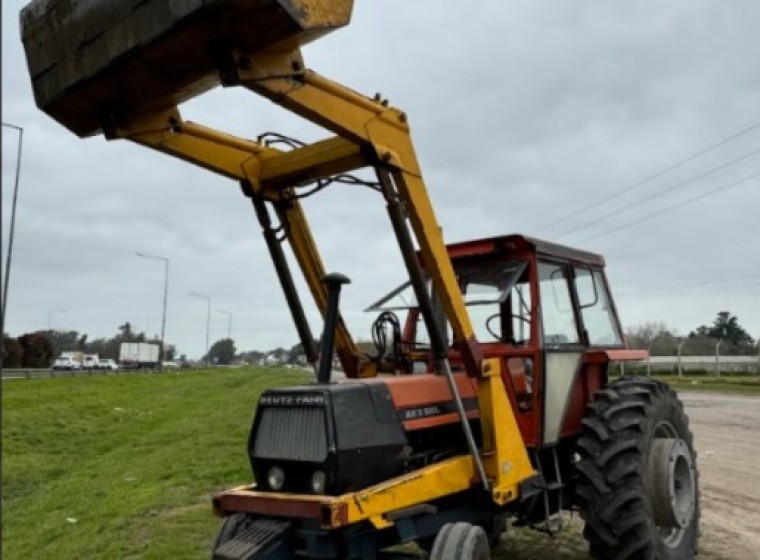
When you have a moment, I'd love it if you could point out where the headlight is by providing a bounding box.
[311,470,326,494]
[267,466,285,491]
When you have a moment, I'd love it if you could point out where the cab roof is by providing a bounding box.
[442,234,606,267]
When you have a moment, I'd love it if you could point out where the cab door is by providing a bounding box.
[537,261,584,446]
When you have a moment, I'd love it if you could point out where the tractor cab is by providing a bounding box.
[368,234,642,448]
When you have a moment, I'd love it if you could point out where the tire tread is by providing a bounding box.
[575,377,700,560]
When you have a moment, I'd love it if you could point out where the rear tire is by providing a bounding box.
[430,522,490,560]
[576,377,699,559]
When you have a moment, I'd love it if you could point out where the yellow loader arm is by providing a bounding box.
[21,0,533,499]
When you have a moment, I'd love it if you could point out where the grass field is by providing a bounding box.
[1,367,309,560]
[644,374,760,396]
[3,367,749,559]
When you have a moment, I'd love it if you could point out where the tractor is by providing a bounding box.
[20,1,699,558]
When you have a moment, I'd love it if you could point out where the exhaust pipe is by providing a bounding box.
[317,273,350,384]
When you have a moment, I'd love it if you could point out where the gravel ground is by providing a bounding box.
[488,390,760,559]
[680,391,760,560]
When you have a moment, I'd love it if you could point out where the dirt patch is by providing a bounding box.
[679,392,760,560]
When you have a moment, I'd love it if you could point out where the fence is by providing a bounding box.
[618,355,760,376]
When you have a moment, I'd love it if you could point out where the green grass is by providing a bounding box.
[3,367,744,559]
[653,374,760,396]
[1,367,309,560]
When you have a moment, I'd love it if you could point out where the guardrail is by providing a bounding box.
[1,367,168,380]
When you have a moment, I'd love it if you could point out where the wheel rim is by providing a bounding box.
[650,422,697,548]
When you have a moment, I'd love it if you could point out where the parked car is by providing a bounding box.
[99,359,119,371]
[83,354,100,369]
[52,356,82,371]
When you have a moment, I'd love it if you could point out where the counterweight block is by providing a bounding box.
[20,0,354,137]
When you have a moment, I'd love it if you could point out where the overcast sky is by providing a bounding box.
[2,0,759,359]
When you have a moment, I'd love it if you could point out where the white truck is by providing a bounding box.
[119,343,160,369]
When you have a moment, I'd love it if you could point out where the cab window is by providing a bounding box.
[574,268,623,346]
[538,262,580,344]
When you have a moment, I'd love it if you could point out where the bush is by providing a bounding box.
[18,332,54,367]
[2,336,23,367]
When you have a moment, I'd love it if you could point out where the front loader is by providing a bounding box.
[20,1,700,559]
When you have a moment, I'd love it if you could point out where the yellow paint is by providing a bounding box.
[477,358,535,504]
[258,136,363,186]
[242,71,478,351]
[340,456,475,528]
[283,0,353,30]
[221,456,477,529]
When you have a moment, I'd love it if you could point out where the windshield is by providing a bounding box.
[365,259,527,312]
[366,259,529,345]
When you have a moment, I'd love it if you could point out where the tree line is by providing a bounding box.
[238,312,757,364]
[1,322,177,368]
[626,311,756,356]
[5,310,754,368]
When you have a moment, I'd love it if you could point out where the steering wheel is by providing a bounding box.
[485,313,502,341]
[486,313,530,344]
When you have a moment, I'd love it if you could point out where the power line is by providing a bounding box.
[575,170,760,244]
[618,279,760,300]
[557,146,760,240]
[616,274,760,298]
[535,118,760,235]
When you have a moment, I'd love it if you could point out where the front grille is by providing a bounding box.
[252,407,328,462]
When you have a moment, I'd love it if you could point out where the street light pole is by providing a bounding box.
[48,308,67,331]
[218,309,232,340]
[189,292,211,366]
[136,252,169,371]
[0,122,24,373]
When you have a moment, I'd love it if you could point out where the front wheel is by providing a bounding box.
[576,377,699,559]
[430,522,490,560]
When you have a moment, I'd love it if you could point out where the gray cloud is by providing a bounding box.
[2,0,759,358]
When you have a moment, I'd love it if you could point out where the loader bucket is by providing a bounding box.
[20,0,354,137]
